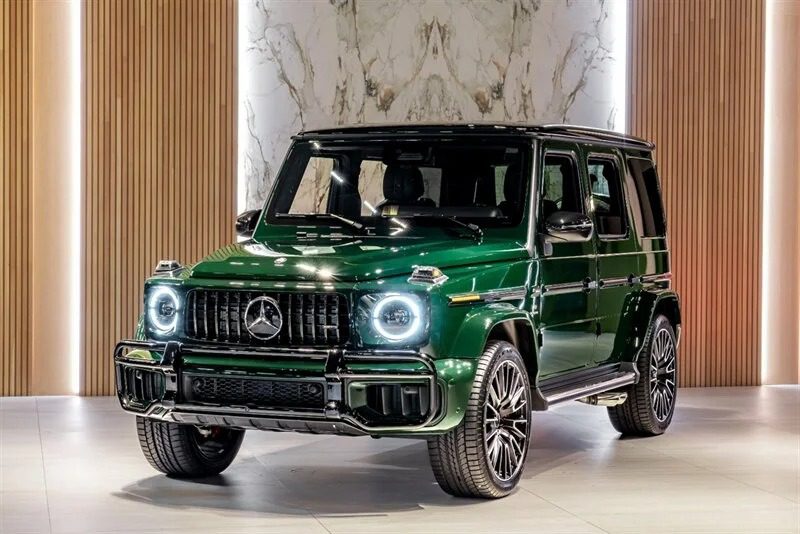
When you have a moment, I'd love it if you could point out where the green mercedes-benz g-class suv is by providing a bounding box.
[115,124,680,498]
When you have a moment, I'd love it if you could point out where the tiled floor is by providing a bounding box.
[1,387,798,533]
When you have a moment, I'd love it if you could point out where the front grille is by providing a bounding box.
[184,289,350,346]
[116,365,165,404]
[183,374,325,409]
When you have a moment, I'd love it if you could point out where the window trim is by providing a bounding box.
[625,155,668,239]
[539,149,586,226]
[586,152,630,241]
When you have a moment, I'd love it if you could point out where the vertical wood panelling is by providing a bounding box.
[83,0,237,395]
[0,1,33,396]
[629,0,764,386]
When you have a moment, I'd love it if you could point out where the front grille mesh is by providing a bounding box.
[184,290,349,346]
[183,375,325,409]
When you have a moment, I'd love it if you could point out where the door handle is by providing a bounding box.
[582,277,598,291]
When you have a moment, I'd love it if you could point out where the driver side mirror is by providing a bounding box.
[235,209,261,239]
[544,211,593,242]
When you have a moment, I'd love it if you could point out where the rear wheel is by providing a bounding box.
[136,417,244,477]
[427,341,532,498]
[608,314,678,436]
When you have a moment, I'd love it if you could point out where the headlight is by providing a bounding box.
[147,286,180,334]
[357,293,428,345]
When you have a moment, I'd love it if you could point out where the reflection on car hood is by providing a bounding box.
[189,237,527,282]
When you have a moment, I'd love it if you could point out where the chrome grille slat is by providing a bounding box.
[184,289,349,346]
[201,291,208,338]
[234,292,242,341]
[212,292,219,339]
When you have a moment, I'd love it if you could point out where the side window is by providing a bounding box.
[626,158,666,237]
[541,153,582,222]
[587,156,627,237]
[289,156,335,214]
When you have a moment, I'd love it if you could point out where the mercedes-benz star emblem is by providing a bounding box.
[244,296,283,340]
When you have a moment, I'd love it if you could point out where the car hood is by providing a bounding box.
[188,236,527,283]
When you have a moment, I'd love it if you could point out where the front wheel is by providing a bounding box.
[608,314,678,436]
[136,417,244,477]
[427,341,532,498]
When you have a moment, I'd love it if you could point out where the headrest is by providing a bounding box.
[383,165,424,203]
[503,163,523,201]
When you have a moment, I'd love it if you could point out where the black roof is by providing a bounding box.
[297,123,654,150]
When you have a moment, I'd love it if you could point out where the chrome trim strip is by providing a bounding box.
[541,281,586,295]
[539,250,668,261]
[599,250,667,257]
[641,272,672,284]
[599,276,631,289]
[545,372,637,407]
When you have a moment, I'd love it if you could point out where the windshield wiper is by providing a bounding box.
[402,215,483,241]
[328,213,365,232]
[293,213,365,234]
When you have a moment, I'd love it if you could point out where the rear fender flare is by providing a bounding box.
[624,290,681,367]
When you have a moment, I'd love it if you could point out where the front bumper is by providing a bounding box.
[114,340,476,436]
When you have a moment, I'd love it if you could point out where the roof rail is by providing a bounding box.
[538,124,654,149]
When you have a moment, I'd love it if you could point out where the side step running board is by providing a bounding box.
[543,372,637,408]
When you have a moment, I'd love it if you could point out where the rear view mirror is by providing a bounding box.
[235,209,261,239]
[544,211,593,242]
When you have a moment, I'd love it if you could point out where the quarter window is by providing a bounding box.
[541,154,583,222]
[626,158,666,237]
[587,157,627,237]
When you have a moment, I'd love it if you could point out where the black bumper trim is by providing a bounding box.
[114,339,442,434]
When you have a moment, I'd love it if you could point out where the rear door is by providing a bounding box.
[536,141,597,378]
[584,147,640,365]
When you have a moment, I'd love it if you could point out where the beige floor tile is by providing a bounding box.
[0,387,798,533]
[0,491,51,534]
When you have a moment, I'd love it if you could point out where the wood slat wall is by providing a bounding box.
[629,0,764,386]
[0,1,33,396]
[82,0,237,395]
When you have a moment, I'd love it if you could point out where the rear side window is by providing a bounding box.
[541,153,583,221]
[587,156,627,237]
[627,158,666,237]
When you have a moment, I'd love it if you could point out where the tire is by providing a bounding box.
[608,314,678,436]
[427,341,532,498]
[136,417,244,477]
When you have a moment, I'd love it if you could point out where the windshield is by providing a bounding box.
[266,138,530,235]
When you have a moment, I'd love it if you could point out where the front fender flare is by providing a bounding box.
[444,303,536,360]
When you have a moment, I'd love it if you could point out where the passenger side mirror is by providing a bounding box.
[235,209,261,239]
[544,211,593,242]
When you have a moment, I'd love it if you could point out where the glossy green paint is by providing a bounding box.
[129,130,679,436]
[535,140,596,376]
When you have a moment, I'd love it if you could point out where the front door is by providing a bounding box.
[535,142,597,379]
[584,147,639,365]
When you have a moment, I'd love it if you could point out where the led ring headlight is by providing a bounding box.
[147,286,180,334]
[371,294,422,342]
